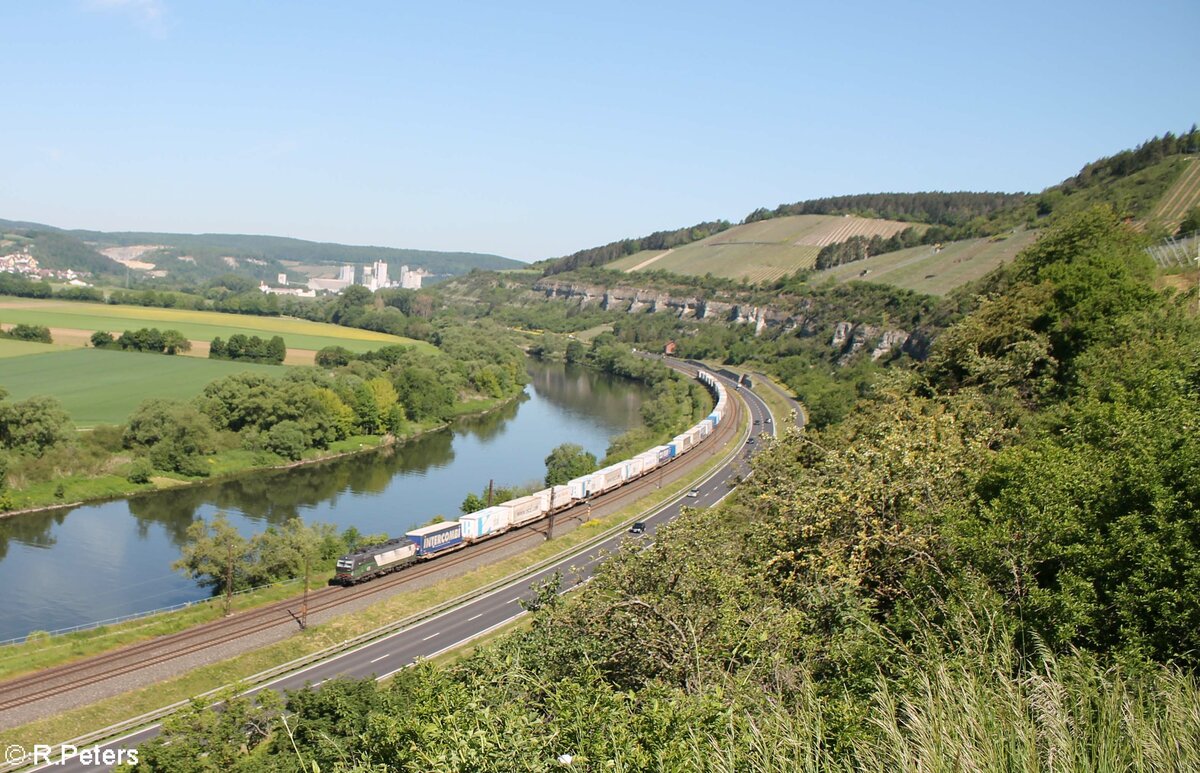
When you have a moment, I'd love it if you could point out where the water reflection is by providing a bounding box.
[0,361,647,639]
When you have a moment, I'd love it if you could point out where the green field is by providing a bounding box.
[812,229,1040,295]
[0,298,433,354]
[0,347,291,426]
[0,338,64,358]
[608,214,918,283]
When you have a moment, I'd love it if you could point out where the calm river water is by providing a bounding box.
[0,360,648,641]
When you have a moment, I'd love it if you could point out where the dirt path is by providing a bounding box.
[626,249,674,272]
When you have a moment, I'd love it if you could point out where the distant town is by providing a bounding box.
[260,260,428,298]
[0,251,92,285]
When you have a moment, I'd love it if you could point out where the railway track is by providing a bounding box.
[0,365,739,719]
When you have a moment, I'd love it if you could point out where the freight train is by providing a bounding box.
[333,370,729,585]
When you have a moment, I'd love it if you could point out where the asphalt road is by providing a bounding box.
[27,373,775,772]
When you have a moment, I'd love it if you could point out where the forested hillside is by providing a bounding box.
[126,208,1200,770]
[0,218,520,281]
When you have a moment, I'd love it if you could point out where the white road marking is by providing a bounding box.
[507,597,521,604]
[467,613,483,621]
[369,653,389,663]
[422,631,440,641]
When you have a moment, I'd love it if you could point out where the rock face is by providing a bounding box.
[532,279,918,364]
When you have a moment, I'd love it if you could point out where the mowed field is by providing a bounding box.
[0,343,286,426]
[814,229,1041,295]
[0,298,434,355]
[608,215,919,283]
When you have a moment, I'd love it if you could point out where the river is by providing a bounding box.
[0,360,649,642]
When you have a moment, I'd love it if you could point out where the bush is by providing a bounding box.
[3,324,52,343]
[263,420,309,461]
[315,345,355,368]
[127,458,154,484]
[90,330,115,348]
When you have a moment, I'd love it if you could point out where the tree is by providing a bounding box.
[315,345,355,368]
[0,395,72,456]
[264,335,286,364]
[263,420,308,460]
[90,330,115,349]
[161,329,191,355]
[123,399,216,476]
[544,443,597,486]
[565,339,586,363]
[173,513,252,614]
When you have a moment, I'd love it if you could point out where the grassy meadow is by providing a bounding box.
[608,214,918,283]
[0,297,433,354]
[0,338,63,358]
[0,345,286,426]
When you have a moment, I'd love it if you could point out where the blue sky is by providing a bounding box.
[1,1,1196,261]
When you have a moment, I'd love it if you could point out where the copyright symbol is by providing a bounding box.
[3,745,25,764]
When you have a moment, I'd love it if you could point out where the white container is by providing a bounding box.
[508,492,549,527]
[568,475,590,500]
[550,484,572,511]
[459,506,511,541]
[372,542,417,567]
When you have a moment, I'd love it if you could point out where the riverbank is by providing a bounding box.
[0,390,522,520]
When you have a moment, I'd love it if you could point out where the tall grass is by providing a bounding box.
[687,650,1200,772]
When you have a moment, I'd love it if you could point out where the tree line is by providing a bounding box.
[209,334,285,364]
[0,324,52,344]
[813,225,926,269]
[540,220,732,276]
[91,327,191,355]
[745,190,1029,226]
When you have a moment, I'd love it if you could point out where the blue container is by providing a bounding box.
[406,522,463,556]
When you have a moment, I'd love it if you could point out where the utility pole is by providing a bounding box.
[486,478,494,507]
[299,554,310,630]
[224,540,234,617]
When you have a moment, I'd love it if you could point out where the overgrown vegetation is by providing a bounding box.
[128,208,1200,770]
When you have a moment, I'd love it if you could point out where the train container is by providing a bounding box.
[688,427,702,445]
[637,449,659,472]
[458,506,511,541]
[590,465,625,494]
[508,491,550,527]
[707,411,720,427]
[406,521,463,556]
[567,475,590,500]
[623,456,645,480]
[673,433,693,454]
[550,484,573,511]
[654,445,671,464]
[335,539,417,584]
[699,419,713,438]
[667,439,681,458]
